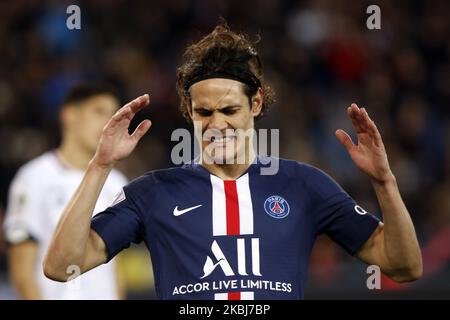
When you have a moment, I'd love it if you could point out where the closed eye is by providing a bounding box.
[221,106,239,115]
[193,105,241,117]
[195,109,213,117]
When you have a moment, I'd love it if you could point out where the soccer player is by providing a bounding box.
[4,83,127,299]
[43,23,422,300]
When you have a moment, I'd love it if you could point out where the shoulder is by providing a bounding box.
[10,152,57,186]
[262,156,330,180]
[122,165,195,198]
[264,156,343,195]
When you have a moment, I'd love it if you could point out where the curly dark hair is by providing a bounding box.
[176,20,275,122]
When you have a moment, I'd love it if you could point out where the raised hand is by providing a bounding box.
[93,94,151,168]
[335,103,393,184]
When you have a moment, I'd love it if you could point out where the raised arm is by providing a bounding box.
[335,103,422,282]
[43,94,151,282]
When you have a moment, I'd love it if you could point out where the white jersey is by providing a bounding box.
[4,151,128,300]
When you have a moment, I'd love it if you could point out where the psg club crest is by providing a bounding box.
[264,195,290,219]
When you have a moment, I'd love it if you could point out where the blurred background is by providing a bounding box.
[0,0,449,299]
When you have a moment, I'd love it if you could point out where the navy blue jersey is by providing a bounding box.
[91,156,380,300]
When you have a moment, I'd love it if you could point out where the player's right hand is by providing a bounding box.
[92,94,151,168]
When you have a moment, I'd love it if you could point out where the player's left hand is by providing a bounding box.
[335,103,394,184]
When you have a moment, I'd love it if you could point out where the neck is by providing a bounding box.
[201,149,257,180]
[57,138,93,171]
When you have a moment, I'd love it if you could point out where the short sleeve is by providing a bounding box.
[304,165,381,255]
[4,170,44,244]
[91,186,144,262]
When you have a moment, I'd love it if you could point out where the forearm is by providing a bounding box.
[372,174,422,278]
[8,243,42,299]
[115,256,127,300]
[12,276,42,300]
[44,160,112,277]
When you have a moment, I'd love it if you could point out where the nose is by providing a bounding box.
[207,111,228,131]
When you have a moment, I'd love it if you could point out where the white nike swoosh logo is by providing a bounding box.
[173,204,203,216]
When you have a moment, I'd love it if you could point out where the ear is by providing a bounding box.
[251,87,264,118]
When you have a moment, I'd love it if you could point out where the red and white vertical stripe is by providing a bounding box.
[214,291,254,300]
[210,173,254,236]
[210,173,255,300]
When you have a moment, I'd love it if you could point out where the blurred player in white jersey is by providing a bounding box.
[3,83,128,299]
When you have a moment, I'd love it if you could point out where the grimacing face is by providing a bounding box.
[65,94,119,153]
[189,78,263,164]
